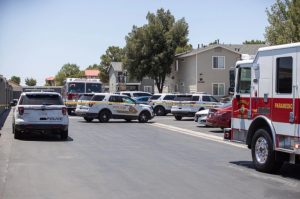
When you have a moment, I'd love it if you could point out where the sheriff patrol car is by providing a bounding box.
[171,93,221,120]
[75,93,154,123]
[13,92,69,140]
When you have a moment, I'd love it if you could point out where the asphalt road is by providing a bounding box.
[0,112,299,199]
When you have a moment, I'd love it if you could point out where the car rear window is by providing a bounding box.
[79,94,94,101]
[20,94,63,105]
[173,95,192,101]
[150,95,161,100]
[92,95,105,101]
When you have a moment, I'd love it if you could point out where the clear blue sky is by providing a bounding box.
[0,0,274,86]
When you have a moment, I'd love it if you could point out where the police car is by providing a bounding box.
[148,93,177,116]
[171,93,221,120]
[12,92,69,140]
[75,93,154,123]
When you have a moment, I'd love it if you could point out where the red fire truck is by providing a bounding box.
[228,43,300,173]
[63,78,102,115]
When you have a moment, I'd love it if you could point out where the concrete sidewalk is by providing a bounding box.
[0,109,11,132]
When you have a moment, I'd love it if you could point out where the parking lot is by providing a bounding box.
[0,111,300,199]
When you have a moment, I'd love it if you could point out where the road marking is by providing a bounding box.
[149,122,247,149]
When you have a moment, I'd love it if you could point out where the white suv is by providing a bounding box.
[148,93,176,116]
[171,93,221,120]
[13,92,69,140]
[75,93,154,123]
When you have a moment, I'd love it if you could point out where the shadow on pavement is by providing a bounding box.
[77,120,155,124]
[16,132,74,142]
[230,161,300,180]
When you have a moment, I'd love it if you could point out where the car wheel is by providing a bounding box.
[138,111,150,123]
[251,128,282,173]
[61,129,68,140]
[175,116,182,120]
[67,109,73,115]
[154,106,165,116]
[14,126,21,139]
[99,110,111,123]
[84,117,93,122]
[125,119,132,122]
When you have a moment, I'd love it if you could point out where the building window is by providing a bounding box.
[144,86,152,93]
[175,60,179,72]
[212,56,225,69]
[212,83,225,96]
[276,57,292,94]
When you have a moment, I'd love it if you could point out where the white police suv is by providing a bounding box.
[75,93,154,123]
[171,93,221,120]
[12,92,69,140]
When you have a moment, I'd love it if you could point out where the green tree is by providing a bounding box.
[55,63,83,86]
[25,78,37,86]
[124,8,189,93]
[265,0,300,45]
[175,44,193,54]
[99,46,124,83]
[10,76,21,85]
[243,40,266,44]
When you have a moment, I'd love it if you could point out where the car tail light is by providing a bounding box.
[62,107,67,115]
[18,107,24,115]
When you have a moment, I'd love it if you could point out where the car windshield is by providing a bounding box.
[86,83,102,93]
[68,82,85,93]
[20,94,63,105]
[133,92,152,97]
[221,101,232,108]
[150,95,161,100]
[79,94,94,101]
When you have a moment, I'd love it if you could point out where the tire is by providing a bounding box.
[251,128,283,173]
[175,116,182,121]
[99,110,111,123]
[84,117,93,122]
[61,130,68,140]
[14,126,21,139]
[125,119,132,122]
[138,111,150,123]
[67,109,73,115]
[154,106,166,116]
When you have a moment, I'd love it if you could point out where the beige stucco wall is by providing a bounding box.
[196,47,240,96]
[165,47,241,97]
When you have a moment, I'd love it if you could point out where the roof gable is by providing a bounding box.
[177,44,267,58]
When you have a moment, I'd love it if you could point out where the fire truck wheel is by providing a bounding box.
[99,110,111,123]
[251,128,282,173]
